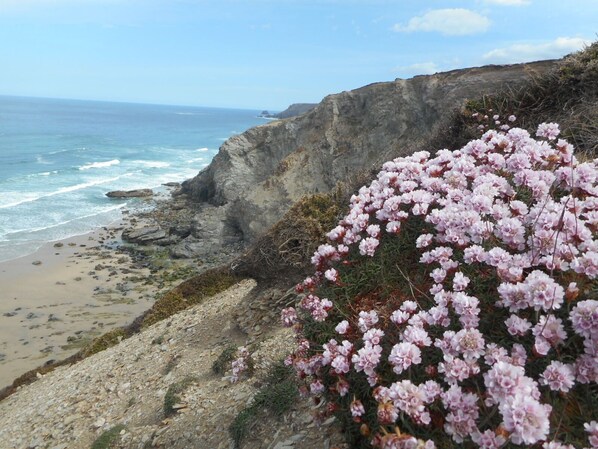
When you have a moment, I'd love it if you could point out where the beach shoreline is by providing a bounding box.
[0,210,170,388]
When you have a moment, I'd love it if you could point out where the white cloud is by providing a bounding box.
[394,62,440,76]
[392,9,491,36]
[483,37,592,64]
[484,0,530,5]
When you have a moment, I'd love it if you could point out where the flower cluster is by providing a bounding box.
[286,118,598,448]
[230,346,252,383]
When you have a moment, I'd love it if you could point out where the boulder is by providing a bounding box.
[169,236,205,259]
[106,189,153,198]
[122,225,167,244]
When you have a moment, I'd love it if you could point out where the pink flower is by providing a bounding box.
[543,442,575,449]
[471,429,506,449]
[536,122,561,140]
[388,342,421,374]
[452,272,470,291]
[584,421,598,448]
[310,379,325,394]
[358,310,379,332]
[540,361,575,392]
[324,268,339,283]
[499,395,551,445]
[570,299,598,340]
[363,328,385,345]
[350,399,365,417]
[352,343,382,376]
[280,307,298,327]
[416,233,434,248]
[359,237,379,256]
[367,224,381,238]
[505,314,532,336]
[532,315,567,350]
[335,320,349,334]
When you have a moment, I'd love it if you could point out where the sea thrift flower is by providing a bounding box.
[230,347,251,383]
[540,361,575,392]
[352,343,382,376]
[471,430,506,449]
[324,268,339,283]
[536,122,560,140]
[363,328,385,345]
[359,237,380,256]
[291,122,598,447]
[350,399,365,417]
[280,307,298,327]
[358,310,379,332]
[585,421,598,448]
[388,342,421,374]
[570,300,598,340]
[335,320,350,334]
[500,395,551,445]
[505,314,532,336]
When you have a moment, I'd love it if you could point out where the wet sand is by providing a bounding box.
[0,222,159,388]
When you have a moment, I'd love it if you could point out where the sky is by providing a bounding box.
[0,0,596,110]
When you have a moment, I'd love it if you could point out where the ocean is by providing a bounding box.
[0,95,266,262]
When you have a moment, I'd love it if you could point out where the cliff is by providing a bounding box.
[274,103,317,119]
[180,61,555,248]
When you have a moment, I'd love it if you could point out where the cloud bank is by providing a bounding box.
[483,37,591,63]
[393,9,491,36]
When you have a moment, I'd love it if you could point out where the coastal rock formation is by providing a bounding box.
[259,103,317,119]
[122,225,167,243]
[180,61,555,248]
[106,189,153,198]
[273,103,318,119]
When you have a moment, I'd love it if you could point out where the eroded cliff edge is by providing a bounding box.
[178,61,555,254]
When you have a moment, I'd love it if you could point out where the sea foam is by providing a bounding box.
[79,159,121,170]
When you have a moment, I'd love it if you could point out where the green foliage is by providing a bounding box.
[163,375,198,417]
[212,343,237,375]
[91,424,126,449]
[229,361,299,448]
[141,267,242,328]
[81,328,128,357]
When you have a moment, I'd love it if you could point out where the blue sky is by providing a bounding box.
[0,0,596,110]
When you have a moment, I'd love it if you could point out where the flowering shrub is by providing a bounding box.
[283,117,598,448]
[230,346,253,383]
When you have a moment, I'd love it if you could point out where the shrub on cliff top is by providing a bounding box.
[437,41,598,158]
[284,116,598,449]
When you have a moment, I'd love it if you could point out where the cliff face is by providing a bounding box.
[274,103,317,119]
[181,61,555,247]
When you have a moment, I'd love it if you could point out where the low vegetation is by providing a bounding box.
[284,115,598,448]
[163,375,198,417]
[91,424,126,449]
[229,361,299,448]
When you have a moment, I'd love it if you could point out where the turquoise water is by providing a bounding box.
[0,96,266,262]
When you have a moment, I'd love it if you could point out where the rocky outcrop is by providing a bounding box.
[106,189,153,198]
[274,103,318,119]
[179,61,555,251]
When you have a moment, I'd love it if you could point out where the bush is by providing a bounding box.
[229,361,298,448]
[212,343,238,375]
[91,424,126,449]
[141,267,241,327]
[285,118,598,449]
[163,376,198,417]
[82,328,127,357]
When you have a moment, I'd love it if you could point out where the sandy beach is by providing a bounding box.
[0,220,161,388]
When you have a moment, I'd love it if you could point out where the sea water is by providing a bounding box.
[0,95,266,262]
